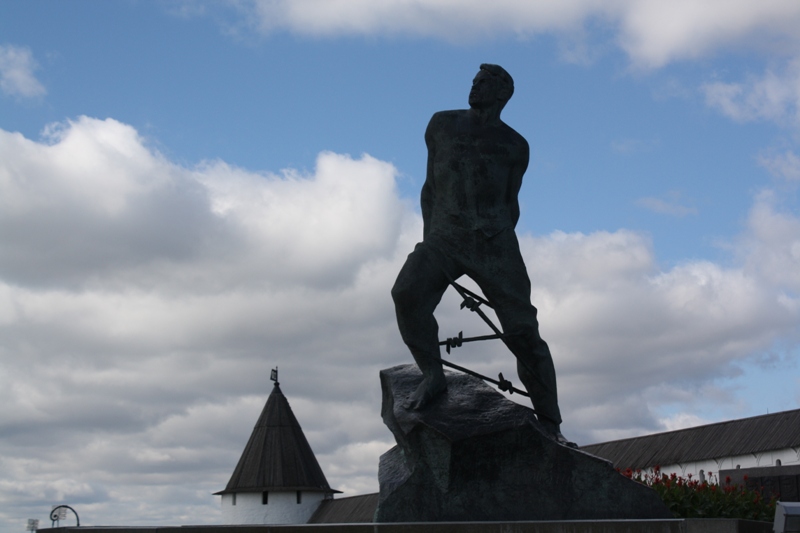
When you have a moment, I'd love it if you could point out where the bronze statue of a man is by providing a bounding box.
[392,64,571,445]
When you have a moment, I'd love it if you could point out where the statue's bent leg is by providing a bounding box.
[494,295,562,428]
[391,243,452,408]
[469,233,563,428]
[512,330,562,427]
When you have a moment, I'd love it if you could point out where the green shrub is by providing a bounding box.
[620,466,777,521]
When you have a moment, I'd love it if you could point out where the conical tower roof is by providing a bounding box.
[216,379,338,494]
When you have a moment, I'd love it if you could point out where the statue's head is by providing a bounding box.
[469,64,514,111]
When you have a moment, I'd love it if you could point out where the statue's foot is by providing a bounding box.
[404,374,447,410]
[539,420,578,448]
[551,431,578,448]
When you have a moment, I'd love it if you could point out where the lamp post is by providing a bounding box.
[50,505,79,528]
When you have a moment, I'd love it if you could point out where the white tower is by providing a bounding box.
[216,371,339,524]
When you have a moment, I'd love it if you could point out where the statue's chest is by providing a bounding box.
[448,130,511,161]
[436,130,513,187]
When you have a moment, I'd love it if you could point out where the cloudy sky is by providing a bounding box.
[2,0,800,529]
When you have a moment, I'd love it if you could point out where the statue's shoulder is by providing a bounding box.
[428,109,466,128]
[500,121,530,153]
[499,121,527,143]
[426,110,464,145]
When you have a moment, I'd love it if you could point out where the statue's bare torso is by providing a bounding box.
[424,110,529,240]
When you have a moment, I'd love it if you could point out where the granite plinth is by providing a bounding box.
[375,364,672,522]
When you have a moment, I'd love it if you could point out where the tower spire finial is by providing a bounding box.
[270,366,279,386]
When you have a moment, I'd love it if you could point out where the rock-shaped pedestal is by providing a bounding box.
[375,364,671,522]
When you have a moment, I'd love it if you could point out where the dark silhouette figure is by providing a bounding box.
[391,64,570,445]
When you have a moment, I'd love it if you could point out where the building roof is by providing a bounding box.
[580,408,800,471]
[216,381,338,494]
[308,493,380,524]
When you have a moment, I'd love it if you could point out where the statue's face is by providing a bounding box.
[468,70,499,109]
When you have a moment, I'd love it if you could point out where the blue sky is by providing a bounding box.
[2,0,800,529]
[3,2,787,258]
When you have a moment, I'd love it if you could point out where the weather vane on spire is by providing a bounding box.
[270,366,279,385]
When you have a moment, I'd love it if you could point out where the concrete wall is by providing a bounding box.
[36,518,775,533]
[220,490,326,524]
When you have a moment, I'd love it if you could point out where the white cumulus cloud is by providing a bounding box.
[0,44,46,98]
[226,0,800,68]
[518,228,797,441]
[1,116,799,527]
[702,59,800,126]
[759,149,800,181]
[739,190,800,293]
[616,0,800,68]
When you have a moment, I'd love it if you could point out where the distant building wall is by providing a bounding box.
[220,491,326,524]
[639,447,800,481]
